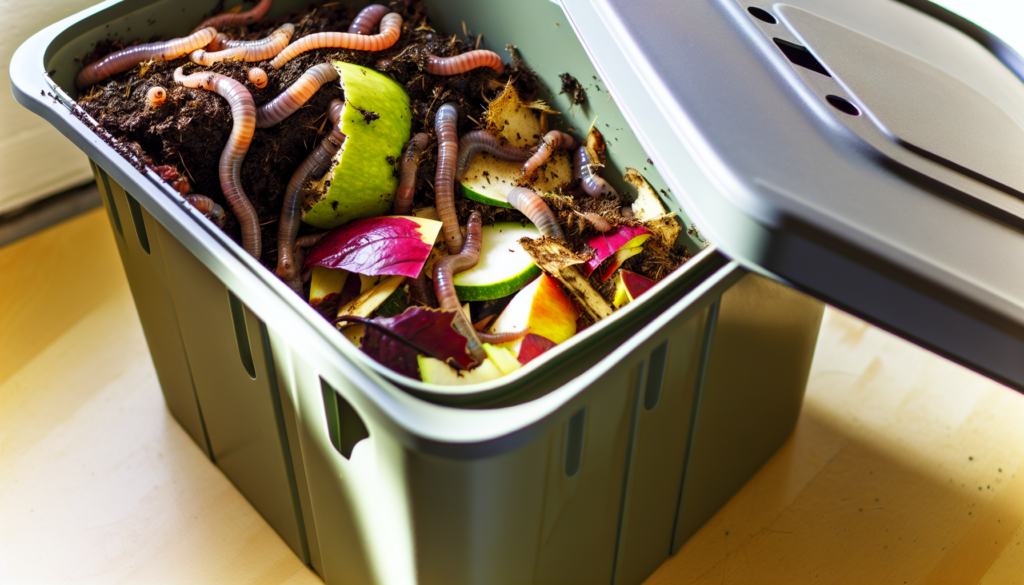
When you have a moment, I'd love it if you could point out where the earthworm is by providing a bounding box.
[522,130,578,177]
[256,63,339,127]
[349,4,388,35]
[208,33,230,52]
[277,98,346,293]
[410,269,438,308]
[579,211,611,232]
[189,23,294,65]
[192,0,274,33]
[434,212,526,363]
[185,194,226,226]
[248,67,268,88]
[146,86,167,107]
[426,50,505,76]
[434,103,463,254]
[293,233,326,284]
[174,66,261,258]
[269,12,403,69]
[455,130,529,181]
[393,132,429,216]
[75,27,217,89]
[574,146,618,198]
[506,187,565,240]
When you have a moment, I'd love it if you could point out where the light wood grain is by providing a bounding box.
[2,208,1023,583]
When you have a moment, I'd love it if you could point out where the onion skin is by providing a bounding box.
[174,67,261,258]
[76,28,216,89]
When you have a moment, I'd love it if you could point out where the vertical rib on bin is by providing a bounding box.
[90,162,210,456]
[158,228,308,562]
[672,273,825,551]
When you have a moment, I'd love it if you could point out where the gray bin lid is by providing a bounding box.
[560,0,1024,392]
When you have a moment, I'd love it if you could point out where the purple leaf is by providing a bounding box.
[517,333,557,365]
[304,216,442,278]
[353,307,476,378]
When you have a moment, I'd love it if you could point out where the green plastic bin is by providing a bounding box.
[12,0,826,583]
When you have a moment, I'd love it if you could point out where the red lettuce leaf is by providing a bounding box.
[584,225,652,277]
[352,307,475,378]
[303,216,439,278]
[517,333,557,365]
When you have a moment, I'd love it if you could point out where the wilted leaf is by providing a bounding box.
[351,307,475,378]
[304,216,442,278]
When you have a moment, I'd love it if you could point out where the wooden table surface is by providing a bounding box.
[2,208,1023,584]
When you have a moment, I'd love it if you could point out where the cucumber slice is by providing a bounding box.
[460,152,574,207]
[453,222,542,301]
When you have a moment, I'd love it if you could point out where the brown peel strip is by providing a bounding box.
[519,237,614,321]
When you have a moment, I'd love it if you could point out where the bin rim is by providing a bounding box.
[10,0,737,455]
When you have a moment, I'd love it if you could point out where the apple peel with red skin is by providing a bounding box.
[583,225,652,277]
[598,246,644,282]
[613,270,656,308]
[517,333,557,365]
[304,216,442,278]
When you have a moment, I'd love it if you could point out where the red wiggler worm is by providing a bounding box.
[189,23,294,65]
[578,211,611,232]
[393,132,429,216]
[248,67,268,88]
[75,28,217,89]
[269,12,403,69]
[426,50,505,76]
[146,86,167,107]
[348,4,388,35]
[506,187,565,240]
[410,268,438,308]
[522,130,577,177]
[192,0,274,33]
[185,194,226,226]
[256,63,339,127]
[434,103,463,254]
[277,98,346,293]
[174,66,261,258]
[455,130,529,181]
[433,212,527,363]
[574,146,618,198]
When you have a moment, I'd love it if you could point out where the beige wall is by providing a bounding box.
[1,0,101,214]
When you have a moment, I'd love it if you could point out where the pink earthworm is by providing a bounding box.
[393,132,429,216]
[174,66,261,258]
[578,211,611,232]
[348,4,388,35]
[506,187,565,240]
[248,67,268,88]
[269,12,403,69]
[146,86,167,107]
[522,130,578,177]
[455,130,529,181]
[434,103,463,254]
[192,0,274,33]
[277,99,346,293]
[185,194,226,226]
[574,146,618,198]
[189,23,294,66]
[410,268,438,308]
[293,233,326,284]
[75,27,217,89]
[256,63,339,127]
[426,50,505,76]
[208,33,230,52]
[434,212,527,363]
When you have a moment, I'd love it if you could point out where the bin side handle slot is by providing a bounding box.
[320,377,369,460]
[228,290,257,379]
[125,193,150,254]
[92,161,123,239]
[564,407,587,477]
[644,341,669,410]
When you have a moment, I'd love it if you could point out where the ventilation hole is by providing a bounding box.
[773,38,832,77]
[96,165,123,238]
[564,408,587,477]
[228,291,256,379]
[826,94,861,116]
[644,342,669,411]
[748,6,777,24]
[125,193,150,254]
[320,377,369,460]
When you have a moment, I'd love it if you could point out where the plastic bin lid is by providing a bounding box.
[560,0,1024,392]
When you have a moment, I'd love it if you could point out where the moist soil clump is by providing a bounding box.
[75,0,684,291]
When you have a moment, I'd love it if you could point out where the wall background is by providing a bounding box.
[0,0,1022,214]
